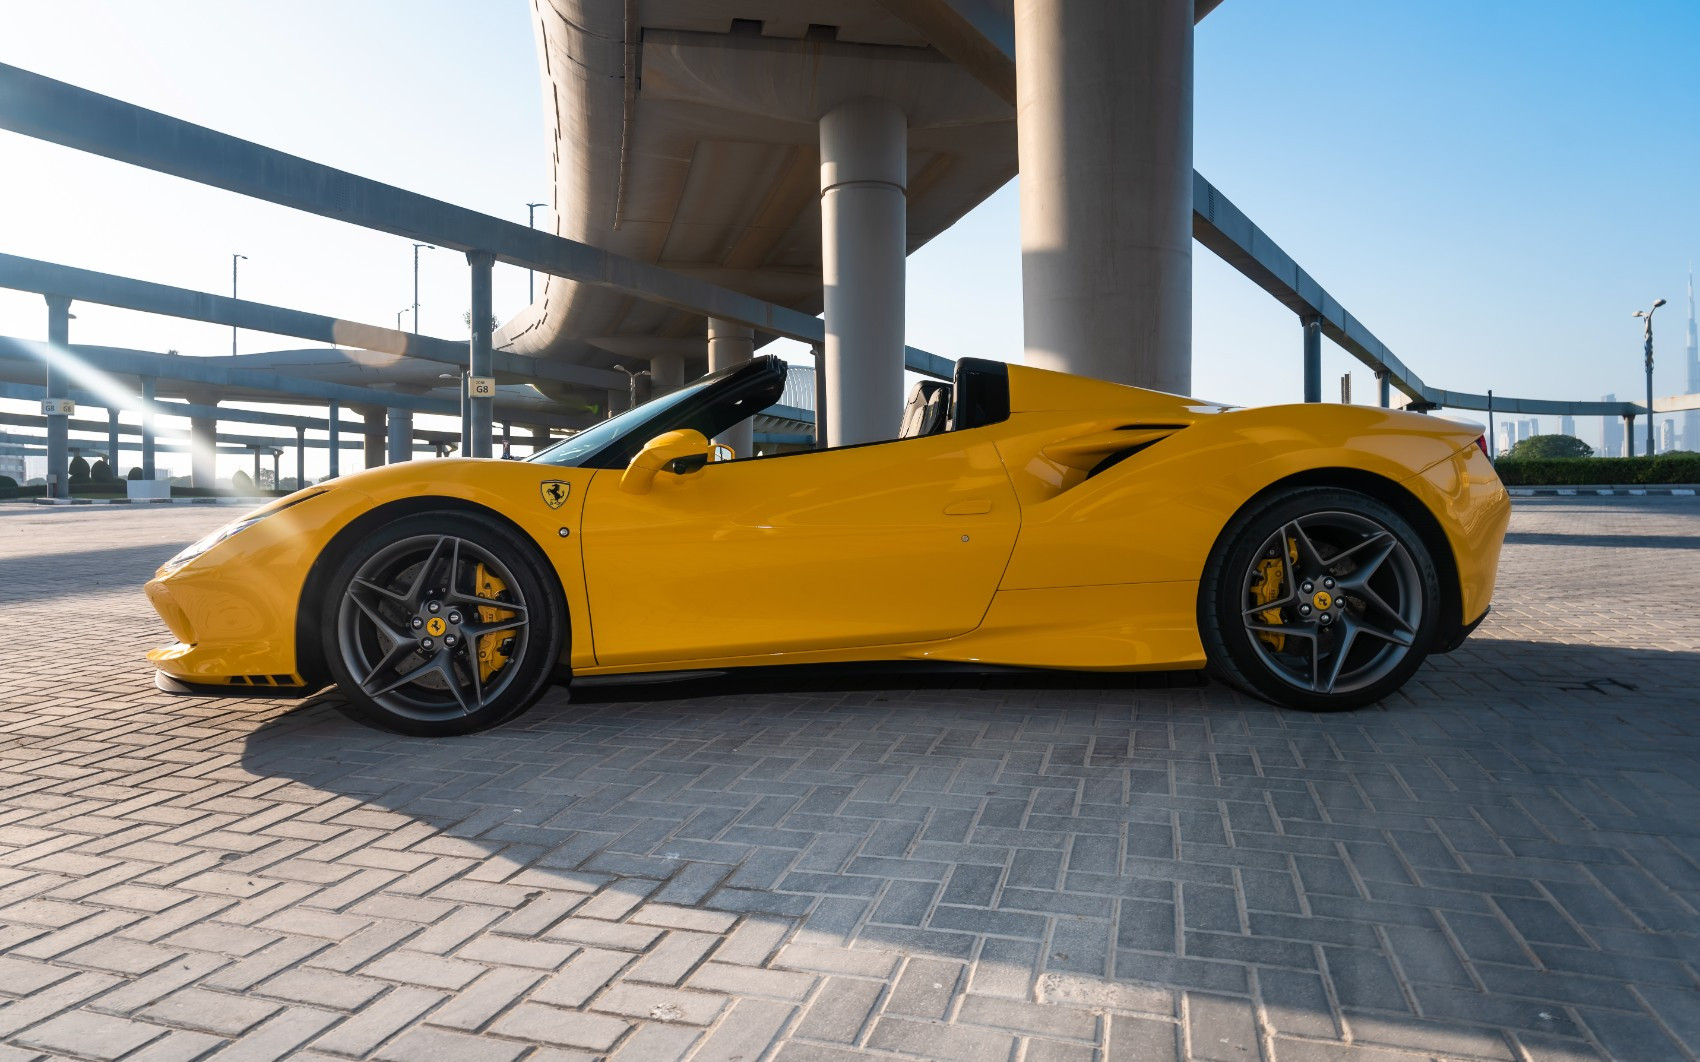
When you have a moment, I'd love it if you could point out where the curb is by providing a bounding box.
[27,497,243,507]
[1506,486,1698,497]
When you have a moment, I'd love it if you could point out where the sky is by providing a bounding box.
[1,0,1697,480]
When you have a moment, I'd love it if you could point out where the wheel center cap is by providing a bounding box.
[425,616,447,637]
[1312,590,1333,611]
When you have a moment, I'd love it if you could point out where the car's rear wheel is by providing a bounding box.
[1200,487,1440,712]
[319,511,564,735]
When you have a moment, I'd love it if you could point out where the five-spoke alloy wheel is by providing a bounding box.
[1200,488,1440,712]
[320,511,564,735]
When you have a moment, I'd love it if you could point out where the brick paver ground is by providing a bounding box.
[1,496,1696,1062]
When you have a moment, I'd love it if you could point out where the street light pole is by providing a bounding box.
[397,308,407,332]
[412,243,435,337]
[231,253,247,355]
[526,203,546,301]
[1633,298,1667,456]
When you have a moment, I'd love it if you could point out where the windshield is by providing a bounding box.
[527,355,787,469]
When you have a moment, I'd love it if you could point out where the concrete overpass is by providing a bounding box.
[504,0,1221,449]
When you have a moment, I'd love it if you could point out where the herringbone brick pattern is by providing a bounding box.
[0,497,1696,1061]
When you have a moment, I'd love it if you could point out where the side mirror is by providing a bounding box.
[621,429,715,495]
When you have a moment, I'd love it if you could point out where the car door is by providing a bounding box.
[579,429,1021,667]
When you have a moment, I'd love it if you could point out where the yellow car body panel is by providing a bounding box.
[144,359,1508,695]
[580,427,1020,666]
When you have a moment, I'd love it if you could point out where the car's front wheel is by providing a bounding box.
[319,511,564,735]
[1200,487,1441,712]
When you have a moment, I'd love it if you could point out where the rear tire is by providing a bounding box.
[1199,487,1440,712]
[319,511,565,735]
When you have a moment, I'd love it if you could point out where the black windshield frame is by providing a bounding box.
[528,355,789,470]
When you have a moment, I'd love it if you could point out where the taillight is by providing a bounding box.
[1475,436,1489,457]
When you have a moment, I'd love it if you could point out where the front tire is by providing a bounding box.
[1199,487,1440,712]
[319,511,565,735]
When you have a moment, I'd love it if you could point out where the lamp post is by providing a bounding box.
[396,308,408,332]
[231,253,247,355]
[526,203,547,301]
[1633,298,1667,456]
[412,243,435,337]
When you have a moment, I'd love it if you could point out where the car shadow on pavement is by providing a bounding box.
[239,636,1700,847]
[224,635,1700,1059]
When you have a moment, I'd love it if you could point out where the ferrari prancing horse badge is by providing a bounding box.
[540,480,571,510]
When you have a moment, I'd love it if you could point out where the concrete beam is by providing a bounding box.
[0,253,627,393]
[0,67,951,381]
[0,338,591,429]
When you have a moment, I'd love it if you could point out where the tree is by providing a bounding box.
[69,455,91,483]
[127,466,144,481]
[90,459,113,482]
[1507,434,1593,460]
[462,310,501,333]
[231,469,253,492]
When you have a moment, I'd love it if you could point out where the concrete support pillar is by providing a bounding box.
[1015,0,1193,393]
[140,376,156,481]
[326,401,341,478]
[1301,314,1322,403]
[820,96,907,446]
[386,407,412,464]
[530,427,551,457]
[251,447,262,485]
[1377,371,1391,408]
[649,353,685,397]
[1624,416,1637,458]
[44,294,71,499]
[467,251,495,459]
[358,405,385,468]
[296,427,306,490]
[708,318,756,456]
[106,406,120,481]
[811,346,828,449]
[271,450,281,491]
[190,413,218,489]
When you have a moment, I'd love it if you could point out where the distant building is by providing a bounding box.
[1560,414,1576,438]
[0,454,24,483]
[1686,267,1698,452]
[1601,395,1623,457]
[1661,418,1676,454]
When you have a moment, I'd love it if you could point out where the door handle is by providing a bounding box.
[943,499,993,515]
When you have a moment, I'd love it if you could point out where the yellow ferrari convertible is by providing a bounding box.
[145,356,1509,734]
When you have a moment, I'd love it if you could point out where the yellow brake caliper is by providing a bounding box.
[472,563,517,682]
[1250,537,1298,651]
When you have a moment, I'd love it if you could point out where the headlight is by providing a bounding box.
[159,490,326,572]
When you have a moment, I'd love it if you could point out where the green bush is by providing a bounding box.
[69,455,90,483]
[127,466,144,481]
[0,474,16,500]
[90,458,113,482]
[231,469,253,492]
[1506,434,1592,460]
[1493,454,1700,486]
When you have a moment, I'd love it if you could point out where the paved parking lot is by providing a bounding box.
[1,496,1696,1062]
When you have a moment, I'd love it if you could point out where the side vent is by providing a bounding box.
[1041,424,1188,478]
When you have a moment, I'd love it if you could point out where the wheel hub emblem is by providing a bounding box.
[425,616,447,637]
[1312,590,1333,611]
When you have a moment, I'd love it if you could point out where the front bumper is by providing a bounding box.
[144,489,366,690]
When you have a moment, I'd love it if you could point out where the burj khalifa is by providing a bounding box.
[1687,267,1699,452]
